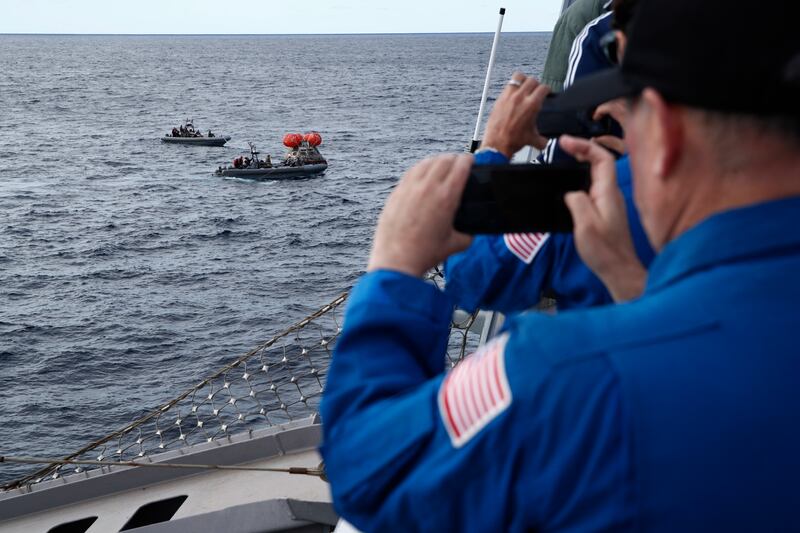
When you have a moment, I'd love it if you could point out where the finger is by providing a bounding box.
[441,154,474,209]
[518,75,539,96]
[523,83,551,129]
[592,101,615,121]
[559,135,617,192]
[559,135,615,168]
[401,156,436,184]
[564,190,600,234]
[444,153,473,186]
[593,135,626,155]
[422,153,458,184]
[500,71,527,99]
[525,84,552,149]
[524,82,551,109]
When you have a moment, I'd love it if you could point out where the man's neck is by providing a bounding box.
[669,148,800,243]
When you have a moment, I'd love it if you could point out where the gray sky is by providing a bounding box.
[0,0,561,34]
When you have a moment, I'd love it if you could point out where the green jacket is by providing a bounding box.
[540,0,607,92]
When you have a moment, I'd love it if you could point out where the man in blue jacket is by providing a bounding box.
[446,0,647,313]
[321,0,800,530]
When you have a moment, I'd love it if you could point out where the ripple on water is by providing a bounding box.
[0,32,550,483]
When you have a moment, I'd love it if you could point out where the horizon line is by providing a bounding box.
[0,30,552,37]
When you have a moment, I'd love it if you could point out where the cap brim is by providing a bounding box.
[547,67,642,111]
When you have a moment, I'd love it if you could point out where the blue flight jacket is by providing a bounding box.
[444,150,654,313]
[320,196,800,532]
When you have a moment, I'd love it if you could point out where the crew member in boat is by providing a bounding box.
[321,0,800,530]
[444,0,651,313]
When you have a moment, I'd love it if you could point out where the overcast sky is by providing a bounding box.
[0,0,562,34]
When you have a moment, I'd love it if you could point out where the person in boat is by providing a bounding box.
[208,130,214,138]
[284,153,299,167]
[179,125,186,137]
[263,154,272,168]
[171,127,180,137]
[444,0,650,313]
[320,0,800,530]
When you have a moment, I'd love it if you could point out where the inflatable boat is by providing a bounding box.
[216,163,327,179]
[163,135,231,146]
[215,134,328,180]
[163,120,230,146]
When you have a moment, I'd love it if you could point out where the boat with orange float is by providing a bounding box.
[215,133,327,179]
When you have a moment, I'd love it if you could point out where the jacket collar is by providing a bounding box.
[645,196,800,294]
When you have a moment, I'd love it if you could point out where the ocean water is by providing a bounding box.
[0,33,549,483]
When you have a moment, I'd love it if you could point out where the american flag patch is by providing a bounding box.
[504,232,549,264]
[438,334,512,448]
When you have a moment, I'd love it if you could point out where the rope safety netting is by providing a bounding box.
[2,269,482,491]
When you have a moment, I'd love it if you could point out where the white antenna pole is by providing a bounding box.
[471,7,506,153]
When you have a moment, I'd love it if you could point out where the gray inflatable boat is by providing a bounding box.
[163,120,230,146]
[215,163,327,179]
[216,141,327,179]
[162,135,231,146]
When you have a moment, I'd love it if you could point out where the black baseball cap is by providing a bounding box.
[549,0,800,118]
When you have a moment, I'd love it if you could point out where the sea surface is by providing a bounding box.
[0,33,549,483]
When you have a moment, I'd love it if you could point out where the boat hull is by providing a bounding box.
[162,136,231,146]
[217,163,328,179]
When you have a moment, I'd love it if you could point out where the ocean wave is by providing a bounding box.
[0,31,551,483]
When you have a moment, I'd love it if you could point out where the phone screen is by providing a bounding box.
[453,163,591,234]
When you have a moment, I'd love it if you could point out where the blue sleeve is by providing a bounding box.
[444,157,654,313]
[444,234,555,313]
[320,271,634,531]
[444,233,615,313]
[445,148,561,313]
[473,148,509,166]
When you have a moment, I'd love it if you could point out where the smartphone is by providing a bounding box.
[453,163,591,234]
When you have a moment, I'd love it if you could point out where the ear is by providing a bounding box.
[640,88,683,182]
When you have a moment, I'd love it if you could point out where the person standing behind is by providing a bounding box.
[540,0,611,92]
[445,0,649,313]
